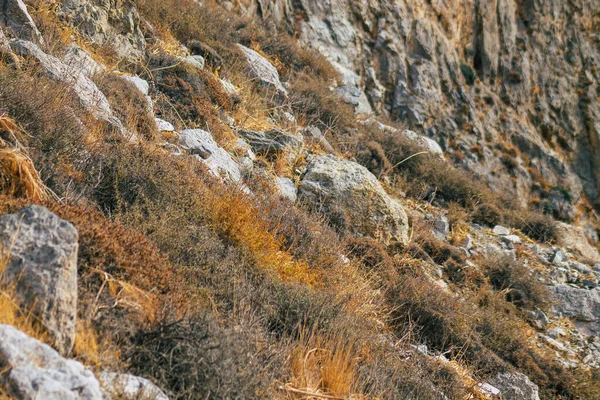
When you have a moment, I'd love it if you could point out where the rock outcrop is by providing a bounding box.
[237,44,287,99]
[552,284,600,335]
[0,0,43,44]
[98,372,169,400]
[488,372,541,400]
[0,324,103,400]
[0,206,78,355]
[10,40,129,139]
[299,155,409,246]
[244,0,600,231]
[180,128,242,184]
[58,0,146,60]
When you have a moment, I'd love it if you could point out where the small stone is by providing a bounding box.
[493,225,511,235]
[582,279,598,289]
[184,54,205,70]
[274,176,297,202]
[155,118,174,132]
[433,215,449,239]
[462,235,473,249]
[594,264,600,272]
[502,234,522,244]
[572,262,592,274]
[552,249,567,266]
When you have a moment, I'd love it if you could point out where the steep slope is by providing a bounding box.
[0,0,599,399]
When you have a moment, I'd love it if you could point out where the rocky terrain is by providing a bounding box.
[0,0,599,399]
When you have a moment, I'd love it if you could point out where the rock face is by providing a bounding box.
[488,372,540,400]
[0,324,103,400]
[10,40,129,139]
[58,0,146,60]
[99,372,169,400]
[63,44,104,77]
[0,0,43,44]
[180,129,242,184]
[0,206,78,355]
[299,155,409,246]
[552,284,600,335]
[246,0,600,227]
[237,44,287,98]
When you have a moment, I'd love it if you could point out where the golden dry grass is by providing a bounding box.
[0,116,49,202]
[287,327,359,398]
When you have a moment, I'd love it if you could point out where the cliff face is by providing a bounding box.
[244,0,600,231]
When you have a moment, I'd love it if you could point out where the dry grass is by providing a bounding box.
[287,327,359,398]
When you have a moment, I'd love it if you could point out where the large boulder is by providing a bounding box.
[98,372,168,400]
[237,44,287,99]
[488,372,540,400]
[58,0,145,60]
[180,129,242,184]
[0,0,43,44]
[10,40,130,140]
[0,206,78,355]
[63,44,104,77]
[552,284,600,335]
[299,155,409,246]
[0,324,103,400]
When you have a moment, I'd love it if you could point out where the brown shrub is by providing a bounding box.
[472,203,504,227]
[94,73,158,141]
[289,72,355,134]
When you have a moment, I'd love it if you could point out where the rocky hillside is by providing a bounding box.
[0,0,599,399]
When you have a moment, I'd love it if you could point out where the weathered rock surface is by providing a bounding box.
[180,129,242,184]
[99,372,168,400]
[238,128,303,156]
[0,0,43,44]
[0,324,103,400]
[63,44,104,77]
[299,155,409,246]
[58,0,146,60]
[237,44,287,98]
[274,176,297,202]
[552,284,600,327]
[0,206,78,355]
[10,40,129,139]
[488,372,540,400]
[555,222,600,263]
[247,0,600,228]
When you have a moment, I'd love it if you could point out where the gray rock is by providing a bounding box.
[552,249,567,266]
[181,54,205,70]
[0,206,78,355]
[238,128,303,156]
[10,40,130,140]
[155,118,175,132]
[555,222,600,264]
[528,308,550,329]
[180,129,241,184]
[63,44,104,77]
[572,262,593,274]
[99,372,168,400]
[0,324,103,399]
[488,372,540,400]
[501,234,522,245]
[492,225,510,236]
[274,176,297,202]
[59,0,145,60]
[333,85,372,114]
[433,215,449,239]
[462,235,473,250]
[299,155,409,246]
[400,129,444,156]
[552,284,600,323]
[237,44,287,98]
[0,0,43,44]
